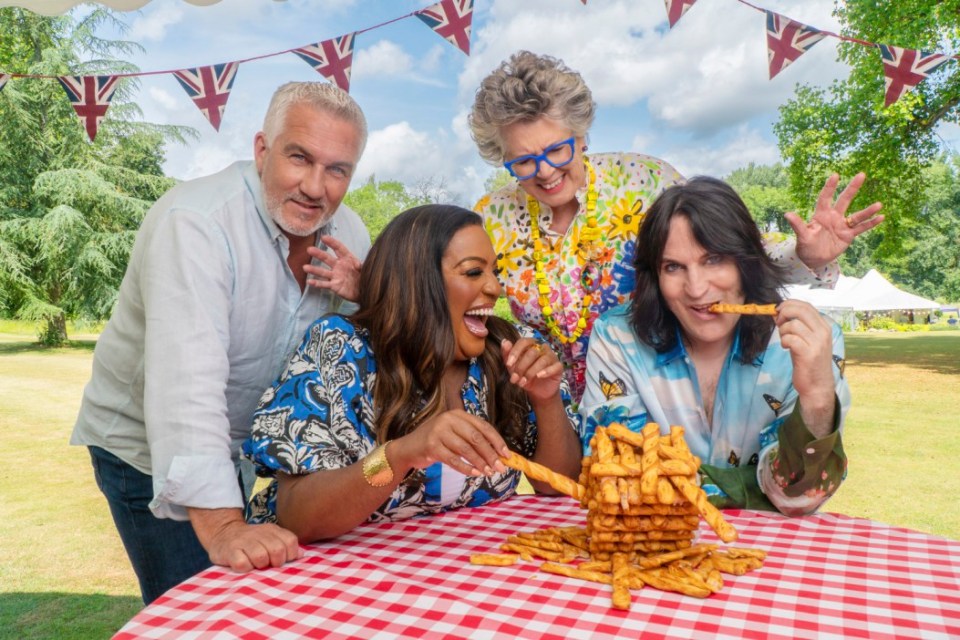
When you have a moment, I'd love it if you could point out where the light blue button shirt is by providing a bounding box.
[71,161,370,520]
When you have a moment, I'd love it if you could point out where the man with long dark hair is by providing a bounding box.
[580,177,850,517]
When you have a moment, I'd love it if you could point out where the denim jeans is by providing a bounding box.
[88,446,213,605]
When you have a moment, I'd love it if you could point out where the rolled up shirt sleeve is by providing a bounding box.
[143,208,241,520]
[758,323,851,516]
[762,233,839,289]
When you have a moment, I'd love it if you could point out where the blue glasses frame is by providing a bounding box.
[503,137,576,180]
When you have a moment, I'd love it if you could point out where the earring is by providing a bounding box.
[581,145,588,152]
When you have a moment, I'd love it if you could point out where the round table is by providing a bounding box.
[115,495,960,639]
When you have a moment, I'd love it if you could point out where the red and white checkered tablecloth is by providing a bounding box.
[115,496,960,640]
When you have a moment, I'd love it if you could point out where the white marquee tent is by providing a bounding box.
[784,269,940,326]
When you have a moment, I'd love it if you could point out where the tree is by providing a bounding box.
[773,0,960,260]
[725,163,797,232]
[0,8,192,344]
[343,176,430,240]
[883,154,960,301]
[1,167,173,344]
[483,168,514,195]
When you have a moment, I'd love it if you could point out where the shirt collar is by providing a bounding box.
[655,325,744,367]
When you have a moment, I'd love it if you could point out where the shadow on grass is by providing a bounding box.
[0,592,142,640]
[0,339,97,355]
[845,333,960,376]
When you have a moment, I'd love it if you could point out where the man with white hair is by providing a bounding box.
[72,82,370,604]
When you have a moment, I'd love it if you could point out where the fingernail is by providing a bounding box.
[483,466,493,476]
[519,377,527,386]
[471,468,483,477]
[495,461,507,473]
[507,356,516,367]
[510,373,519,383]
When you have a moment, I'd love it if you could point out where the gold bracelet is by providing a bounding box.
[362,442,394,487]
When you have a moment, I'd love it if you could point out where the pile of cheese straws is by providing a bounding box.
[471,423,766,610]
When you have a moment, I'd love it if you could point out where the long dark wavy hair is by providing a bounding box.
[630,176,788,364]
[351,205,528,448]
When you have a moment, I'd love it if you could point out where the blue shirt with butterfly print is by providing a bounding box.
[242,314,579,525]
[579,303,850,516]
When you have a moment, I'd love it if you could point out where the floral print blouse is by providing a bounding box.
[474,152,839,402]
[242,315,579,525]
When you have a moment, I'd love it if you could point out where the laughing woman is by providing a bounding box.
[242,205,582,542]
[579,177,851,517]
[470,51,882,401]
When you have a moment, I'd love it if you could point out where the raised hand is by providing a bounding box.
[785,172,884,272]
[304,235,363,302]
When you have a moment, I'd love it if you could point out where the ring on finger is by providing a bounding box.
[845,217,855,228]
[531,342,544,354]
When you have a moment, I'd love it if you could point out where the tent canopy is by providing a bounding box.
[0,1,226,15]
[784,269,940,312]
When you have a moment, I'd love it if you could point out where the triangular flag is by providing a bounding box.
[765,11,827,79]
[173,62,239,131]
[878,45,950,107]
[663,0,698,28]
[57,75,120,141]
[416,0,473,55]
[292,33,356,93]
[0,73,9,92]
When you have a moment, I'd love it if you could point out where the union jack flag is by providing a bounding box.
[293,33,355,93]
[879,45,950,107]
[57,74,120,141]
[416,0,473,55]
[173,62,239,131]
[765,11,826,80]
[663,0,699,28]
[0,74,9,92]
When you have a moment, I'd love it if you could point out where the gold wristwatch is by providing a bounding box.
[362,442,394,487]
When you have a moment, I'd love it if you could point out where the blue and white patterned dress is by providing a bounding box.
[243,314,579,524]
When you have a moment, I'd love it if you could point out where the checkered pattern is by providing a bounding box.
[115,497,960,639]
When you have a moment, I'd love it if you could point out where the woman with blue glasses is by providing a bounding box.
[469,50,883,402]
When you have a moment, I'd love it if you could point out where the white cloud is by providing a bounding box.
[128,4,184,42]
[460,0,847,138]
[147,86,180,112]
[355,121,488,206]
[657,125,782,178]
[354,40,413,78]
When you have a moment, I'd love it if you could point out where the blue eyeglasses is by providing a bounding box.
[503,137,576,180]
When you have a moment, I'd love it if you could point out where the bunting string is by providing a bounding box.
[0,0,952,139]
[0,0,473,137]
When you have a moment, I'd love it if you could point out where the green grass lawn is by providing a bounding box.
[1,326,958,639]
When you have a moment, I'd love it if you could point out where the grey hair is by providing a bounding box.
[468,51,596,165]
[262,81,368,154]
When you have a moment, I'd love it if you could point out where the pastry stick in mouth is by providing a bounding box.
[708,303,778,316]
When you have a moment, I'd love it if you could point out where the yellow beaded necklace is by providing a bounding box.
[527,157,600,345]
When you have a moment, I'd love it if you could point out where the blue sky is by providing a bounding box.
[86,0,958,206]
